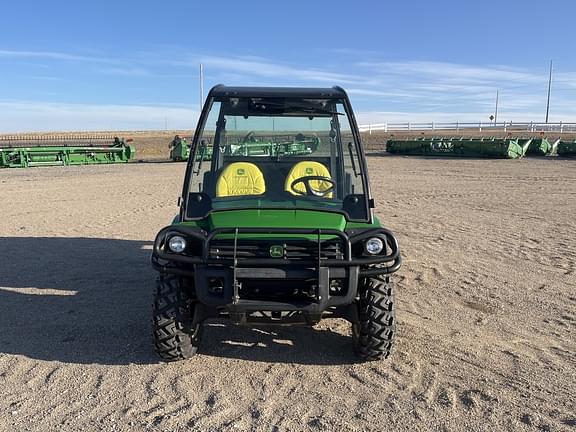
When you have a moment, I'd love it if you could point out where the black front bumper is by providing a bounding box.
[192,264,358,315]
[151,226,401,315]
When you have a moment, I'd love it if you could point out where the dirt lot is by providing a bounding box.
[0,156,575,431]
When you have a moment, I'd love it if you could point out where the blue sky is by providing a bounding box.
[1,0,575,132]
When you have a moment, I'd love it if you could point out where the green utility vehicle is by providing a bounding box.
[151,86,401,361]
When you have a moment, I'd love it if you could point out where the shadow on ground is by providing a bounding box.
[201,322,357,365]
[0,237,357,366]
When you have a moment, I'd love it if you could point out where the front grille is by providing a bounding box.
[209,239,344,261]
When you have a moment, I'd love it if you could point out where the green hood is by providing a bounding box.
[176,209,379,233]
[206,209,347,231]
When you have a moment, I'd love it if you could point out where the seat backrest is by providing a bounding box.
[284,161,333,198]
[216,162,266,197]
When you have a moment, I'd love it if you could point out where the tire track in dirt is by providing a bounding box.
[1,159,575,431]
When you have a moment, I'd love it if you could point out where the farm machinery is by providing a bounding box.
[385,136,561,158]
[557,140,576,156]
[169,135,191,161]
[525,138,558,156]
[220,134,319,157]
[169,134,318,161]
[0,135,135,168]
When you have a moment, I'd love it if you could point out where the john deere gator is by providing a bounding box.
[151,85,402,361]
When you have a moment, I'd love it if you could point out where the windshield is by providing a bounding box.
[185,96,368,221]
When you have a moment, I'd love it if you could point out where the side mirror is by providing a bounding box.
[343,194,368,221]
[185,193,212,219]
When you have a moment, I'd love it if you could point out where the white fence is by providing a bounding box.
[358,121,576,134]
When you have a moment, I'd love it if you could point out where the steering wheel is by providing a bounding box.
[290,176,335,197]
[242,131,256,143]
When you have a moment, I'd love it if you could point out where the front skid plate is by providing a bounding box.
[195,306,358,326]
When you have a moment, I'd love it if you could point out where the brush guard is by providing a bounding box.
[151,226,401,319]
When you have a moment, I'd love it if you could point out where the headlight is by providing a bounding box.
[168,235,187,253]
[365,237,384,255]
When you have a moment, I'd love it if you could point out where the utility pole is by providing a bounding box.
[545,60,553,123]
[199,63,204,111]
[494,90,499,124]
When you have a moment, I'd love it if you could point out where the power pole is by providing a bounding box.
[199,63,204,111]
[545,60,553,123]
[494,90,499,124]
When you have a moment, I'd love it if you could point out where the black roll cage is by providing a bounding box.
[180,85,374,224]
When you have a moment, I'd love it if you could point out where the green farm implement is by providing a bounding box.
[169,135,191,161]
[0,135,135,168]
[152,85,401,362]
[171,134,316,161]
[224,134,319,157]
[386,137,534,159]
[526,138,558,156]
[557,140,576,157]
[168,135,212,162]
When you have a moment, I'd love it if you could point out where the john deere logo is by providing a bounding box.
[269,245,284,258]
[305,167,314,174]
[237,168,245,175]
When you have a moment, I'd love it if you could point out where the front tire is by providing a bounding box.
[153,275,202,361]
[352,275,395,361]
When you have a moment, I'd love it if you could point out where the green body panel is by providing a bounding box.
[173,209,379,239]
[386,137,531,159]
[0,141,135,168]
[557,140,576,156]
[207,209,346,230]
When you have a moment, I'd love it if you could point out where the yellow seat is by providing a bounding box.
[285,161,333,198]
[216,162,266,197]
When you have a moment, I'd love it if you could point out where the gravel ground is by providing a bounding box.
[0,156,575,431]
